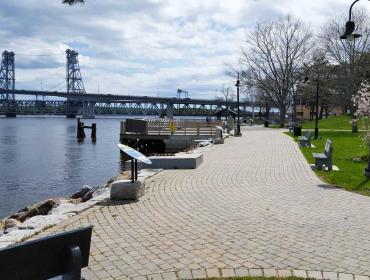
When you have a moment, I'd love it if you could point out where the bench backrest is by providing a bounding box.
[324,139,333,157]
[0,225,92,280]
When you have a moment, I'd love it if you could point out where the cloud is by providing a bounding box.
[0,0,366,98]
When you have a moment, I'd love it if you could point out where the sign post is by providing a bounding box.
[118,144,152,183]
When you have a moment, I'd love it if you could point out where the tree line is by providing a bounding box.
[237,11,370,130]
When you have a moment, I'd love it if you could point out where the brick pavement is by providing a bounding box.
[31,127,370,279]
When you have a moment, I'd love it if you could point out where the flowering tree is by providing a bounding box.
[352,81,370,155]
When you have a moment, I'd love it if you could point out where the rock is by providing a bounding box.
[82,189,94,202]
[69,198,83,204]
[70,185,91,199]
[4,219,21,230]
[10,199,57,222]
[49,202,80,215]
[110,179,145,201]
[18,214,71,230]
[0,229,36,243]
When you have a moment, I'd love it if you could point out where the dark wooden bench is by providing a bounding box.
[0,225,92,280]
[299,130,311,147]
[313,139,333,171]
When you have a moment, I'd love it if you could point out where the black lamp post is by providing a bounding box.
[235,74,241,136]
[314,72,320,140]
[340,0,368,41]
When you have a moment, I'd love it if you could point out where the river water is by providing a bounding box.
[0,116,125,218]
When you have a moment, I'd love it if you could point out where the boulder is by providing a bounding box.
[10,199,57,222]
[70,185,91,199]
[0,229,36,243]
[69,198,83,204]
[4,218,21,230]
[82,185,103,202]
[110,179,145,201]
[19,214,70,230]
[49,202,80,215]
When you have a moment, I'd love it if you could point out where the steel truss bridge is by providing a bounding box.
[0,89,262,118]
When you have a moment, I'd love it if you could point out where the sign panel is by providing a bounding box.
[118,144,152,165]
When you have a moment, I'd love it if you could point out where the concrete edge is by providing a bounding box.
[127,267,370,280]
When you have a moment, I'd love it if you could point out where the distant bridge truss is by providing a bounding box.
[0,48,269,118]
[0,98,257,117]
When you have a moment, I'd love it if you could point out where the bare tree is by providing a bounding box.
[320,10,370,132]
[220,85,235,104]
[240,16,313,127]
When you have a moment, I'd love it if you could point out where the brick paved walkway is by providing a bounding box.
[33,127,370,279]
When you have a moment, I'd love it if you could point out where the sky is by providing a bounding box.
[0,0,367,99]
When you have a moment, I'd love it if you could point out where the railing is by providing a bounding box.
[121,118,222,137]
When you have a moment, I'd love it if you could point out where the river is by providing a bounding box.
[0,116,125,218]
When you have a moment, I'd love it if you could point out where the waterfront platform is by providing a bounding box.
[29,126,370,279]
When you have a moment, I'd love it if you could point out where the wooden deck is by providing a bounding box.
[120,119,221,137]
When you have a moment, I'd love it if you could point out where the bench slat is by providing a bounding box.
[313,153,327,159]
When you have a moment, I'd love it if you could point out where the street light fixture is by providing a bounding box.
[235,74,241,136]
[339,0,369,41]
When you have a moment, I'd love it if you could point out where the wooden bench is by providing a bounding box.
[0,226,92,280]
[313,139,333,171]
[299,130,311,147]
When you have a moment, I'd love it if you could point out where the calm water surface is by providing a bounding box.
[0,116,124,218]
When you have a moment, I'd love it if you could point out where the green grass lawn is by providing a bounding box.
[301,115,353,130]
[289,129,370,195]
[269,115,355,130]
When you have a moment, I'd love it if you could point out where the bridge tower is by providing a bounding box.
[65,49,93,118]
[0,51,16,117]
[66,49,85,94]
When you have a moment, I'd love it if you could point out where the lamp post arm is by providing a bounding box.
[349,0,360,21]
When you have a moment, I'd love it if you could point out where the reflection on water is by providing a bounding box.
[0,116,123,218]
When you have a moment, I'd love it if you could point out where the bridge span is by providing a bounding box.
[0,89,262,118]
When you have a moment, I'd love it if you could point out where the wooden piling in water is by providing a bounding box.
[77,119,96,142]
[77,118,84,141]
[91,123,96,141]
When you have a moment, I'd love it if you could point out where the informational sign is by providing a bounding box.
[117,144,152,165]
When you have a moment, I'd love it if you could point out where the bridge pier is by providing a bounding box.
[166,102,174,119]
[88,101,95,118]
[83,101,95,119]
[66,100,76,118]
[5,95,16,117]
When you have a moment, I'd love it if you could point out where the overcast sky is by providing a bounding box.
[0,0,367,98]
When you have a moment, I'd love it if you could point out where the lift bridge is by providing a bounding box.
[0,49,258,118]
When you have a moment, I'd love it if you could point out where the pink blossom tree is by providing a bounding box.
[352,81,370,177]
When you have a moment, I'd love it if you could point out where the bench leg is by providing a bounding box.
[62,246,83,280]
[315,159,324,170]
[326,159,333,171]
